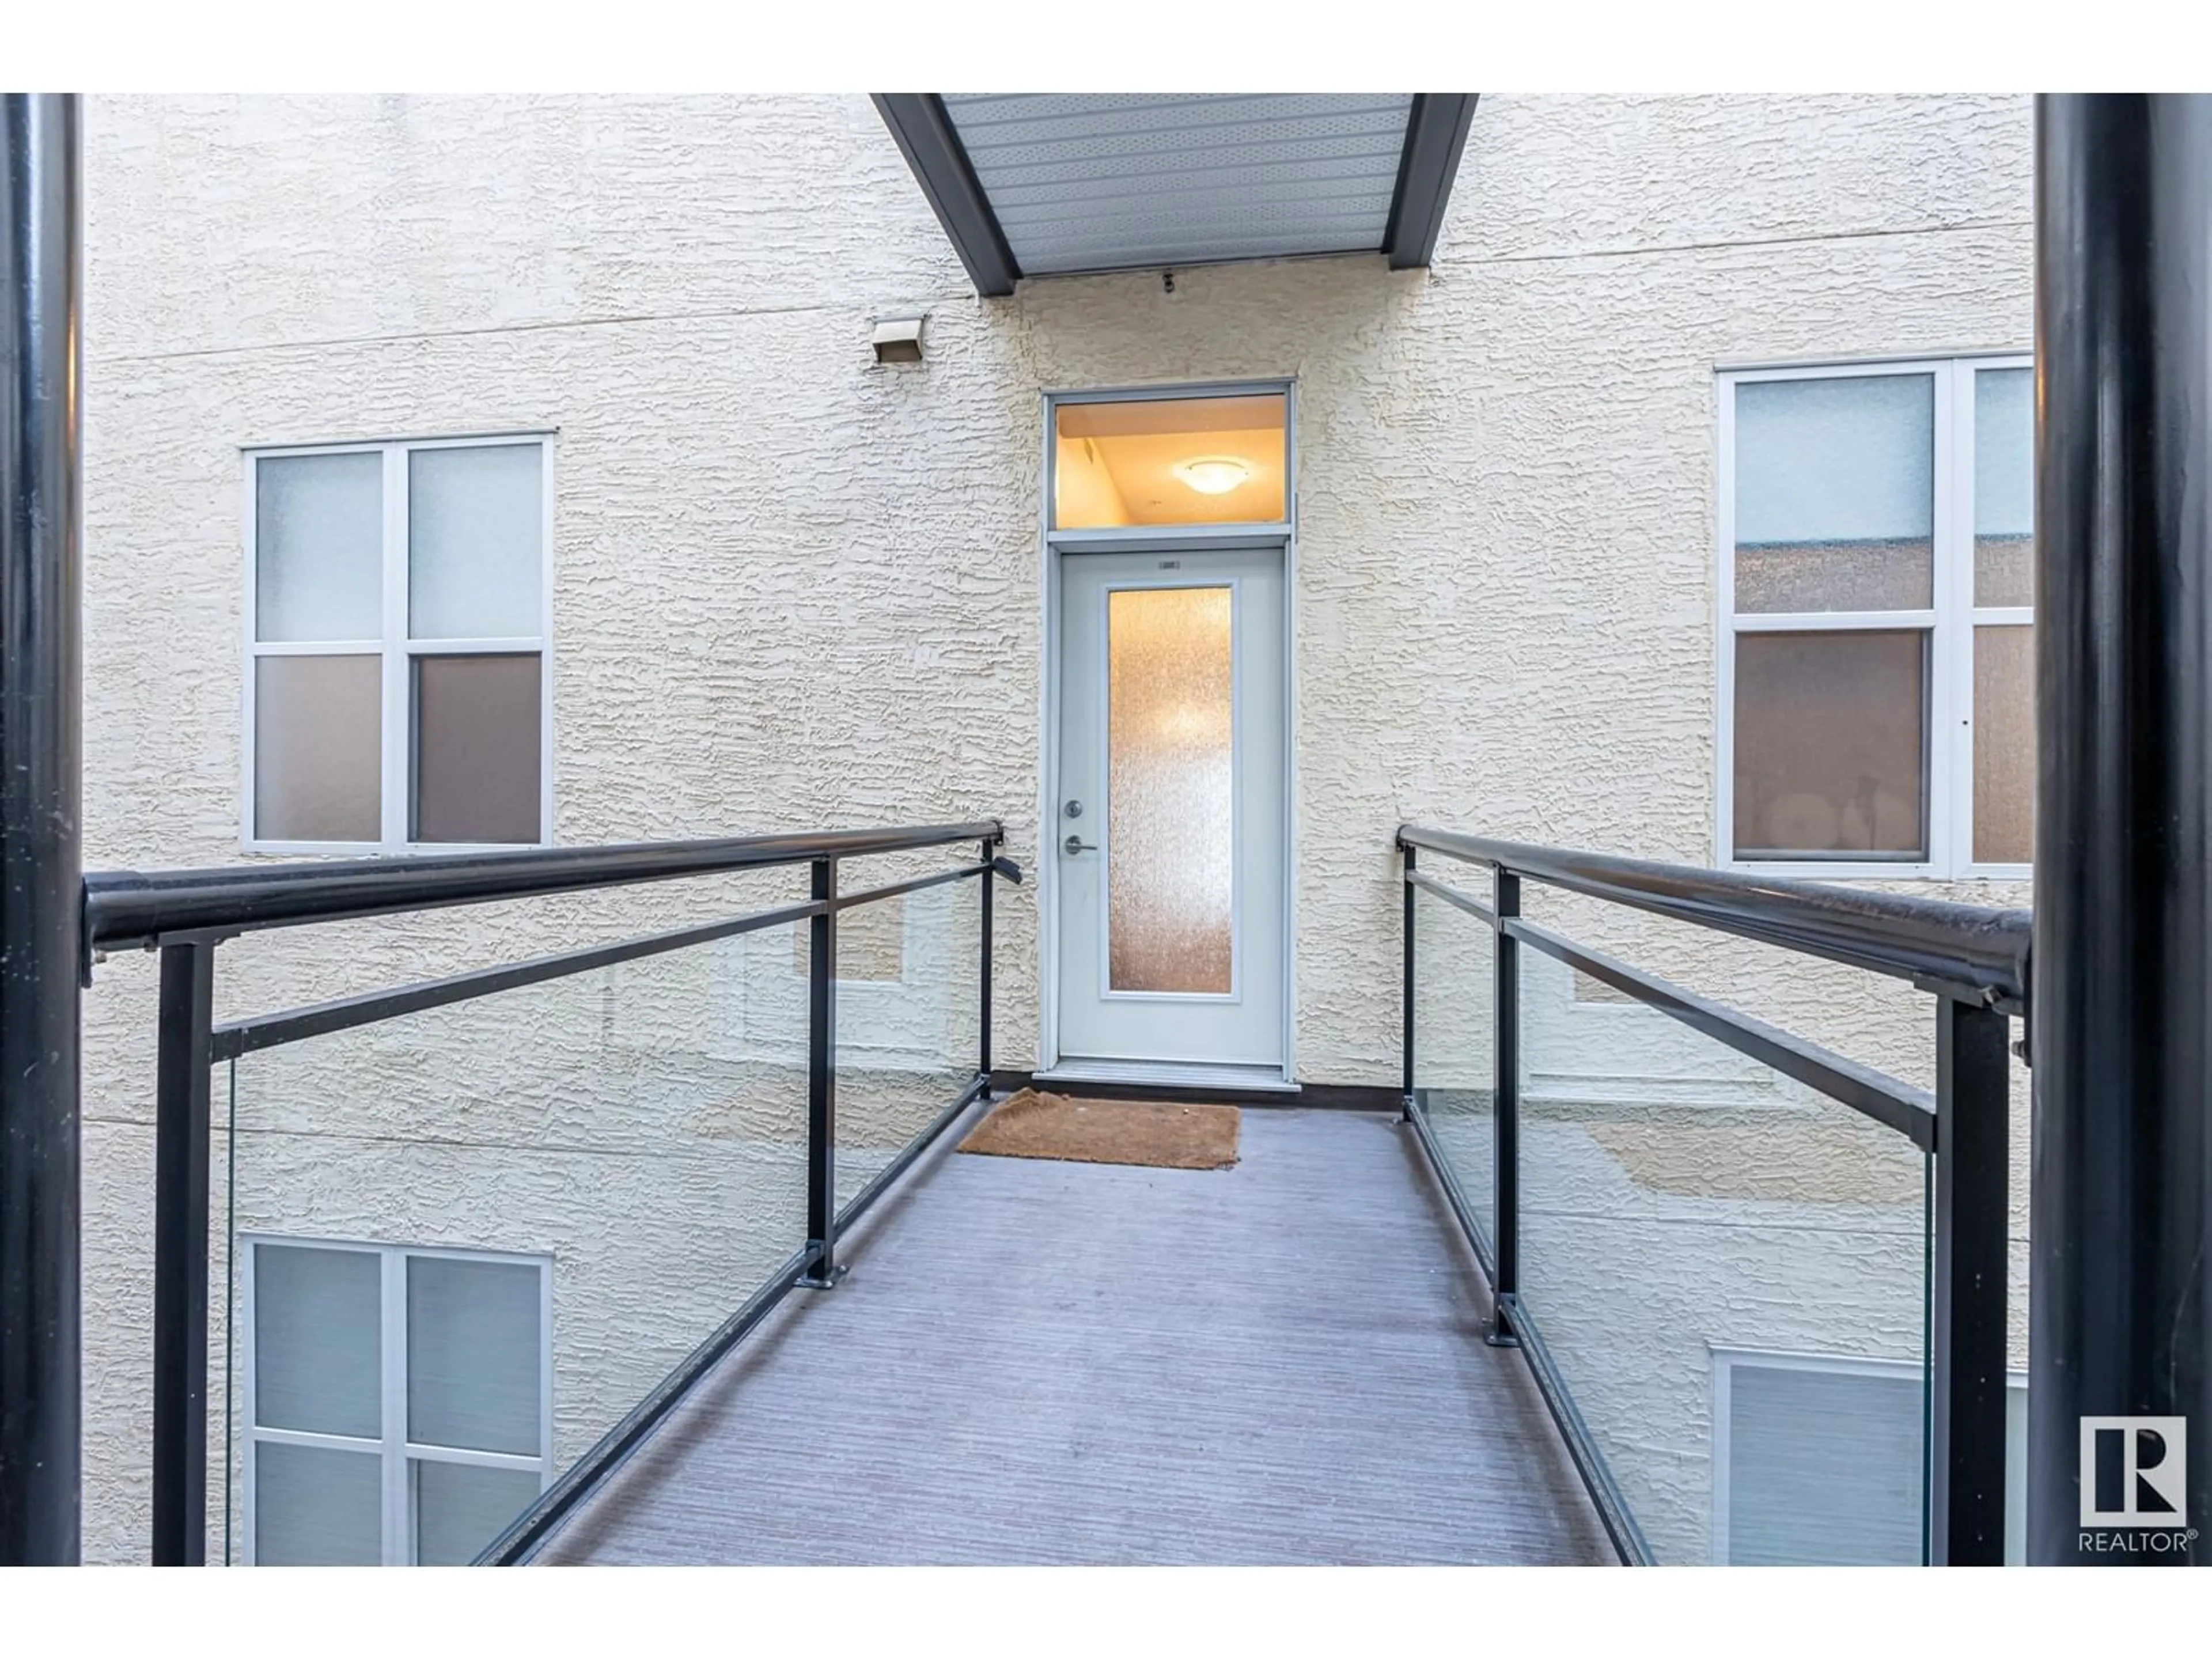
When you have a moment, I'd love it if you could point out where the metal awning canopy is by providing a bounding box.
[872,93,1476,296]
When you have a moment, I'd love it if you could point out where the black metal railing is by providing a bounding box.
[84,820,1016,1567]
[1397,824,2028,1567]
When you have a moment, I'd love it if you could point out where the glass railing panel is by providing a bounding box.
[832,865,983,1216]
[1411,880,1497,1255]
[1513,941,1931,1566]
[216,919,809,1566]
[1516,881,1940,1097]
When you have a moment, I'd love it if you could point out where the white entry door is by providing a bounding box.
[1055,547,1286,1070]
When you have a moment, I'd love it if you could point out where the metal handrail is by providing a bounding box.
[1398,823,2020,1565]
[84,820,1003,953]
[119,817,1013,1566]
[207,860,1004,1062]
[1397,823,2031,1013]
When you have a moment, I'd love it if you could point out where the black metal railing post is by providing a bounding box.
[800,857,844,1287]
[1489,865,1521,1345]
[978,836,994,1083]
[1929,994,2010,1566]
[151,939,215,1566]
[0,90,83,1569]
[1401,842,1416,1113]
[2031,92,2212,1564]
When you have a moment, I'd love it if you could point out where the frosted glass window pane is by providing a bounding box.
[1974,624,2035,865]
[1975,368,2035,607]
[255,1442,382,1566]
[408,444,544,639]
[255,654,381,842]
[407,1256,541,1456]
[254,1244,381,1438]
[1734,630,1926,858]
[1735,376,1934,612]
[1725,1363,1925,1565]
[1055,395,1287,529]
[1107,586,1233,993]
[414,1460,541,1566]
[255,452,383,642]
[411,654,542,844]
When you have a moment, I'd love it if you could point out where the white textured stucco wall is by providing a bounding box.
[75,93,2035,1562]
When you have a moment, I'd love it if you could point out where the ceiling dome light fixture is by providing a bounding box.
[1173,456,1250,496]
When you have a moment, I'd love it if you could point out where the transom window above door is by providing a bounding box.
[1052,392,1288,529]
[1719,356,2033,877]
[245,435,552,851]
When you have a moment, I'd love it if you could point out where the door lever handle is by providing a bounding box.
[1063,835,1098,856]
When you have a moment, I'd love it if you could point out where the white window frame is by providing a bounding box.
[1716,354,2033,880]
[242,432,556,855]
[240,1235,555,1567]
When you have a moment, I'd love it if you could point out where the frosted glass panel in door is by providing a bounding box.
[1107,586,1233,994]
[408,444,543,638]
[255,451,384,642]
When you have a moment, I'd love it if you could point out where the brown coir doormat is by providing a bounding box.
[957,1089,1239,1171]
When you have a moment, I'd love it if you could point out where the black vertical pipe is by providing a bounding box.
[151,940,214,1567]
[978,838,993,1083]
[801,858,842,1286]
[1930,996,2010,1565]
[0,92,82,1569]
[1489,866,1520,1343]
[1400,843,1416,1105]
[2031,93,2212,1565]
